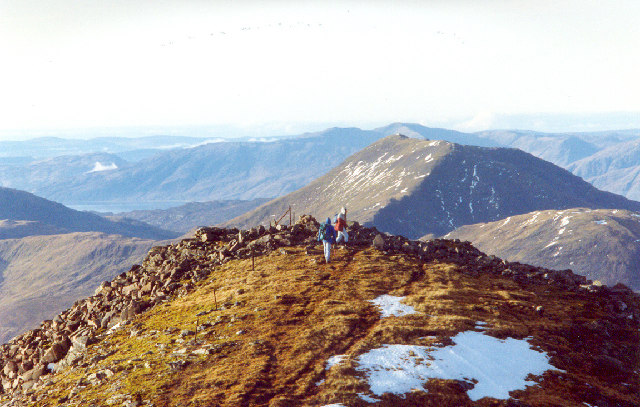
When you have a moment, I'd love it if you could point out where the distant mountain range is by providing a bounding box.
[226,135,640,238]
[445,208,640,291]
[0,135,219,160]
[0,187,178,240]
[4,123,639,208]
[567,139,640,201]
[111,199,269,234]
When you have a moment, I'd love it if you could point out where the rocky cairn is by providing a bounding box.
[0,215,638,402]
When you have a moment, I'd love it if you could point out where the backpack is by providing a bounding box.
[318,223,328,241]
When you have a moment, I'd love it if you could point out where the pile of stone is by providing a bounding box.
[0,214,638,400]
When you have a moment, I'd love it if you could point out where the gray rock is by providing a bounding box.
[373,234,386,250]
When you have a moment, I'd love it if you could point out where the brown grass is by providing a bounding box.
[32,244,640,406]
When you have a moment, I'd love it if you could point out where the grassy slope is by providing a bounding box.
[33,244,640,406]
[0,233,157,343]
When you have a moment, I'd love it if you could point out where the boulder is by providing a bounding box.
[42,339,71,364]
[372,234,386,251]
[3,360,17,376]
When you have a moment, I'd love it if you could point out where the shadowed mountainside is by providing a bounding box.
[444,208,640,291]
[0,187,178,240]
[226,135,640,238]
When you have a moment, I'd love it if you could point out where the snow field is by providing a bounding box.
[369,295,418,318]
[354,331,559,401]
[323,295,560,402]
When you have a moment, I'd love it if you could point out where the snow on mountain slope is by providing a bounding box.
[445,208,640,290]
[227,135,640,238]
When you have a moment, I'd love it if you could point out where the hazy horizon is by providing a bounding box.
[1,112,640,142]
[1,1,639,141]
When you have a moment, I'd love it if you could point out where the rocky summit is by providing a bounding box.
[0,216,638,406]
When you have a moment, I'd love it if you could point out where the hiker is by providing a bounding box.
[318,217,337,263]
[335,206,348,245]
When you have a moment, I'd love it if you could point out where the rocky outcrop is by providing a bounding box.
[0,215,638,402]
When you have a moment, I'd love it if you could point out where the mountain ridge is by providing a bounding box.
[3,124,640,206]
[2,216,638,406]
[444,208,640,291]
[226,135,640,238]
[0,187,178,240]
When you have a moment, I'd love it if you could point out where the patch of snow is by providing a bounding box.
[488,187,498,208]
[183,138,227,148]
[384,154,403,164]
[414,174,429,179]
[400,188,408,193]
[88,161,118,173]
[428,141,441,146]
[326,355,347,369]
[470,165,479,191]
[355,331,559,401]
[358,393,380,403]
[595,220,608,225]
[523,212,540,226]
[424,153,433,163]
[370,295,418,318]
[500,217,511,227]
[106,321,123,335]
[544,240,559,249]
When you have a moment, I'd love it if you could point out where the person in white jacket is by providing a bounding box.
[335,206,348,245]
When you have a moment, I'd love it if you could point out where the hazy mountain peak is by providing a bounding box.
[227,136,640,238]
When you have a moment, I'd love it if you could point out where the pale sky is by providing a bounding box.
[1,0,639,139]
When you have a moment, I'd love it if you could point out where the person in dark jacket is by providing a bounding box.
[318,217,337,263]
